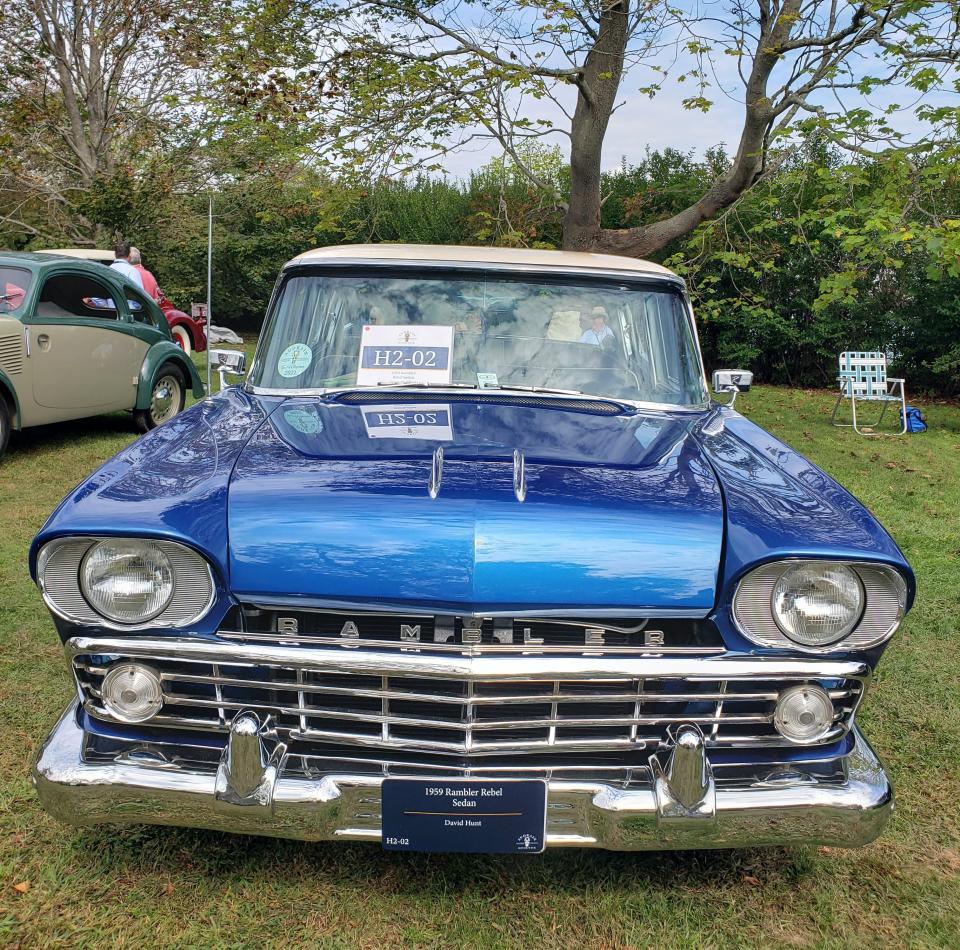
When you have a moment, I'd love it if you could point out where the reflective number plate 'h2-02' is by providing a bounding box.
[380,779,547,854]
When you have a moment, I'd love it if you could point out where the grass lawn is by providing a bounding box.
[1,379,958,949]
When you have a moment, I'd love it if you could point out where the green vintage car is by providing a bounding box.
[0,252,204,456]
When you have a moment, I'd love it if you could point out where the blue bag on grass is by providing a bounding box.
[901,406,927,433]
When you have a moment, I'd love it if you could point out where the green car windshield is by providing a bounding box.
[251,269,707,406]
[0,266,34,315]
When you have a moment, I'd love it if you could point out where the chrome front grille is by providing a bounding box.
[70,638,866,757]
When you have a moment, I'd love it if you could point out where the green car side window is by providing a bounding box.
[124,287,159,327]
[37,273,119,320]
[0,265,33,314]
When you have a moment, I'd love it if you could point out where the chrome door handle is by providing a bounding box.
[37,333,50,347]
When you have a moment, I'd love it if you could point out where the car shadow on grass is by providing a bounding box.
[4,413,135,460]
[71,824,814,893]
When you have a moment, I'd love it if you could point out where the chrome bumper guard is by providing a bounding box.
[33,701,893,850]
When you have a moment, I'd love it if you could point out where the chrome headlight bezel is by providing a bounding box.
[732,559,908,653]
[37,536,216,630]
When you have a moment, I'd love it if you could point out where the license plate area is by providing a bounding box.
[380,778,547,853]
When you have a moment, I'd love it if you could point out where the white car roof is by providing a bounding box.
[37,249,114,262]
[288,244,678,279]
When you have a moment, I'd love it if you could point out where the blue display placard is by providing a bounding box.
[360,345,450,370]
[381,779,547,854]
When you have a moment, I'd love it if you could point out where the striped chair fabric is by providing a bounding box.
[838,352,899,401]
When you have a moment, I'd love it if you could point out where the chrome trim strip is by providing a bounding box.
[239,598,714,620]
[66,637,871,682]
[33,704,894,850]
[218,631,725,656]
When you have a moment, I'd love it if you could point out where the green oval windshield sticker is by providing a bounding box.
[277,343,312,378]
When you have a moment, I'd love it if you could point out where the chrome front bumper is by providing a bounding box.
[33,701,893,850]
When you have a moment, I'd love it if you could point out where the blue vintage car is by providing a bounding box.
[30,245,912,853]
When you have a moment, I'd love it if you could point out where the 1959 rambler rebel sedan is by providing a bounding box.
[30,245,913,853]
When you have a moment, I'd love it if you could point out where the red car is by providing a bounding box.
[38,249,207,354]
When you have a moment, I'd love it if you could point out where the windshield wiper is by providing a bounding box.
[489,384,631,407]
[372,381,478,389]
[490,383,587,397]
[324,381,631,408]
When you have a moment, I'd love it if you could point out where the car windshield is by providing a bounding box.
[0,266,34,315]
[250,268,706,406]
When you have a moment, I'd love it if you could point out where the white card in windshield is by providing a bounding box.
[356,324,453,387]
[361,404,453,441]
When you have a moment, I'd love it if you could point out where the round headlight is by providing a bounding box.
[80,540,175,624]
[100,663,163,722]
[773,684,835,744]
[771,563,864,646]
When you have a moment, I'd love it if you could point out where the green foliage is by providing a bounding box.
[343,177,472,245]
[671,142,960,393]
[601,147,728,234]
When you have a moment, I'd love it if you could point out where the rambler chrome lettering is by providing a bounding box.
[30,245,912,852]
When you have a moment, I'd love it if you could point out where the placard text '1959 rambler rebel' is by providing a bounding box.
[31,246,913,853]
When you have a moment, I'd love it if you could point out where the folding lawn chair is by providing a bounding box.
[831,351,907,434]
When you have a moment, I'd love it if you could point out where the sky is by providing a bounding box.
[440,82,747,177]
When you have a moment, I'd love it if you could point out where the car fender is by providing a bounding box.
[136,342,205,409]
[0,367,21,428]
[166,312,207,351]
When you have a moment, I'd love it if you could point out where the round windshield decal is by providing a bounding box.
[283,407,322,435]
[277,343,312,378]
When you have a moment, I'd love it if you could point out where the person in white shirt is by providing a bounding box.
[580,306,614,346]
[110,242,144,290]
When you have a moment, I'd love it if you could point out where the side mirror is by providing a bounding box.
[712,369,753,407]
[712,369,752,394]
[210,348,246,389]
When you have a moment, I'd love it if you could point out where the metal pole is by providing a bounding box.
[205,192,213,394]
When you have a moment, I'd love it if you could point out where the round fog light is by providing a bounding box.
[100,663,163,723]
[773,684,835,744]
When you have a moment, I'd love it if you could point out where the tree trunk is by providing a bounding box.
[564,0,800,259]
[561,1,630,252]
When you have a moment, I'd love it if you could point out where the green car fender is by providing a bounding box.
[0,367,21,428]
[135,342,205,410]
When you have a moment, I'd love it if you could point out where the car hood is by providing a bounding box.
[227,397,724,612]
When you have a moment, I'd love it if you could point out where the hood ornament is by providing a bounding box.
[428,446,444,499]
[513,449,527,503]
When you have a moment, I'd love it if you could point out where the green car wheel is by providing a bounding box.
[134,362,187,433]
